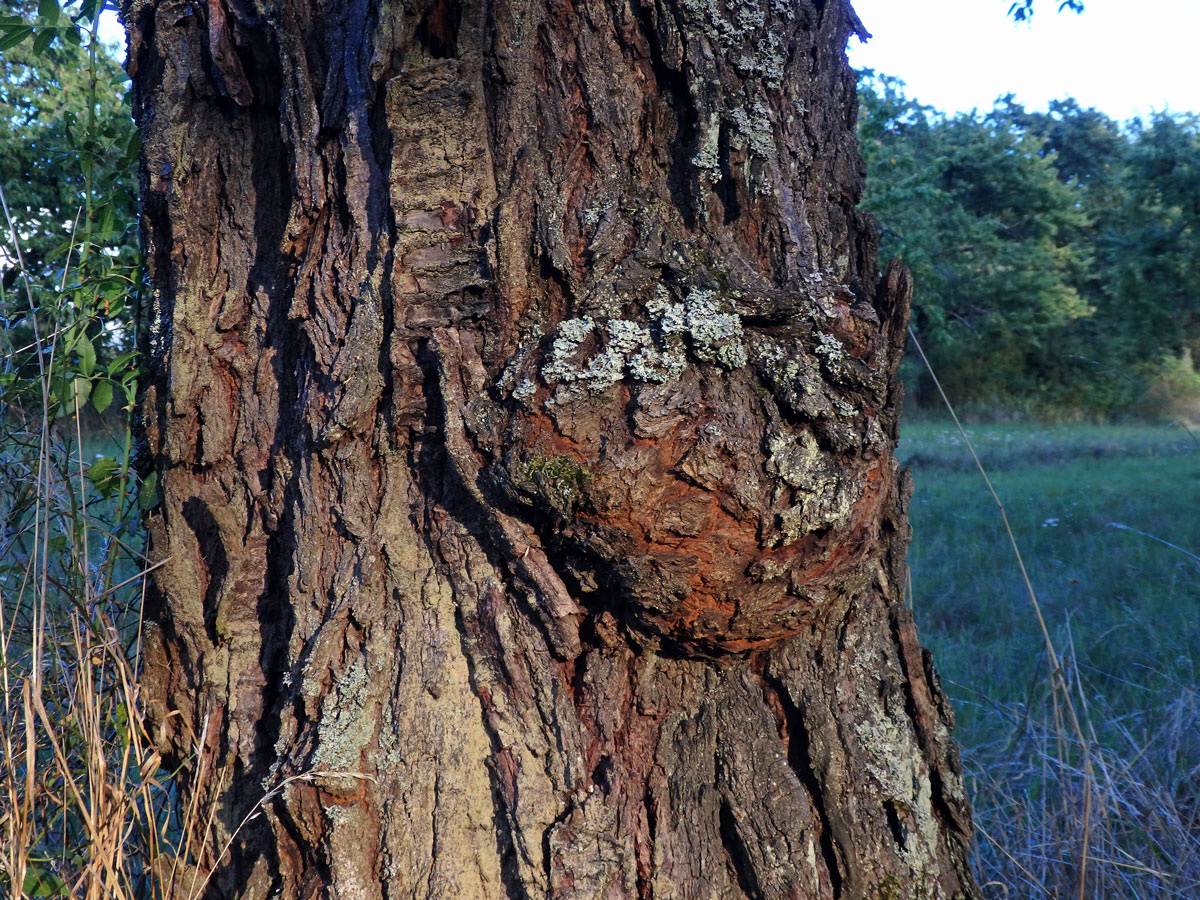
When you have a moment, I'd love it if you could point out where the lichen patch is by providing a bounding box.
[535,289,748,400]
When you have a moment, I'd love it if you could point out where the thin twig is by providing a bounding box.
[908,326,1097,900]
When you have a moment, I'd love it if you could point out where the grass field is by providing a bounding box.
[900,421,1200,897]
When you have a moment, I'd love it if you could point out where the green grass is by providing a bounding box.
[901,421,1200,897]
[899,420,1200,471]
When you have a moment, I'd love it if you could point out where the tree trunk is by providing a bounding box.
[126,0,980,897]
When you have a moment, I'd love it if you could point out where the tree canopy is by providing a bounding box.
[1,0,139,395]
[858,71,1200,418]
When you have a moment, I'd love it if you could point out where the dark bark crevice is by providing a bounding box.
[719,799,764,900]
[757,668,845,899]
[631,0,698,231]
[414,0,463,60]
[715,120,741,225]
[181,498,228,646]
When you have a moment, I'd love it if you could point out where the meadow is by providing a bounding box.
[899,421,1200,898]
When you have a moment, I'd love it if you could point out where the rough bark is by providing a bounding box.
[126,0,981,897]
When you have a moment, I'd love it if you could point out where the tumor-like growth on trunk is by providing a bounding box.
[482,264,908,655]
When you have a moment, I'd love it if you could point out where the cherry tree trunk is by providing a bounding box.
[127,0,980,897]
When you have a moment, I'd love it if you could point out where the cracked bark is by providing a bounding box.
[126,0,981,897]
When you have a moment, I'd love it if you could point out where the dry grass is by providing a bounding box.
[964,647,1200,899]
[0,417,172,898]
[1,177,179,898]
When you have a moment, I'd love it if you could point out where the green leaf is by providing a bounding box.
[88,457,119,483]
[22,865,62,896]
[32,25,54,54]
[91,379,114,414]
[0,24,33,50]
[74,375,92,408]
[77,334,96,376]
[53,374,74,406]
[138,471,159,509]
[88,456,120,499]
[93,200,115,240]
[46,237,77,261]
[37,0,59,20]
[107,350,137,377]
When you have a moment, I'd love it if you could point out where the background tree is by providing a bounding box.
[1095,113,1200,409]
[126,1,980,898]
[858,74,1200,418]
[1,0,139,376]
[859,73,1090,413]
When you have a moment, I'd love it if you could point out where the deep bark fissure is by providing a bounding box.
[718,799,764,900]
[757,668,846,899]
[631,2,698,231]
[715,120,741,225]
[637,777,656,900]
[414,0,463,60]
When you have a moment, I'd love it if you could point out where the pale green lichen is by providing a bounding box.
[495,326,544,399]
[766,429,824,492]
[692,115,722,181]
[815,332,845,361]
[683,0,787,86]
[548,319,652,392]
[582,199,614,227]
[541,316,598,386]
[604,318,652,354]
[765,428,858,544]
[538,290,746,397]
[512,378,538,402]
[311,657,373,771]
[730,102,776,158]
[850,672,944,876]
[628,345,687,383]
[681,289,747,368]
[751,337,839,423]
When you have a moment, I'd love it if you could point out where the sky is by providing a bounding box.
[847,0,1199,122]
[97,1,1197,123]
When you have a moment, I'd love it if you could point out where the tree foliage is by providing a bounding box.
[858,71,1200,417]
[1,0,139,376]
[1007,0,1085,22]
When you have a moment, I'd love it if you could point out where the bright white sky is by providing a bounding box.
[98,2,1197,122]
[847,0,1200,122]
